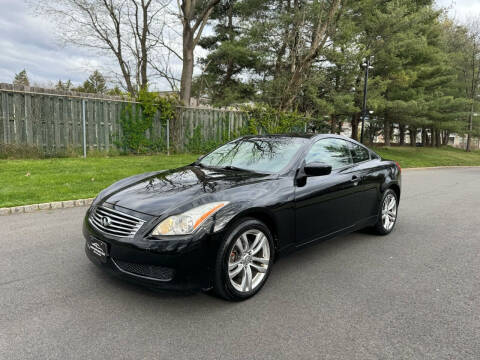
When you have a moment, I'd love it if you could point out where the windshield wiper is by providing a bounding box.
[222,165,253,172]
[195,163,256,173]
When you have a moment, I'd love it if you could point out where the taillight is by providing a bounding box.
[395,161,401,173]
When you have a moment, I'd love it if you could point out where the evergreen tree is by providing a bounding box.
[195,0,258,106]
[13,69,30,87]
[55,80,73,91]
[77,70,108,94]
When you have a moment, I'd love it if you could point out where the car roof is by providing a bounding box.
[240,133,316,139]
[240,133,356,142]
[238,134,373,153]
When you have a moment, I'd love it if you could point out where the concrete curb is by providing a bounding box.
[0,198,94,216]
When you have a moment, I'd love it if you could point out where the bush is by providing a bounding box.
[185,125,231,154]
[242,104,328,134]
[116,89,176,154]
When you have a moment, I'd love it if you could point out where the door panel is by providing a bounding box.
[348,143,382,222]
[294,138,358,245]
[295,170,357,244]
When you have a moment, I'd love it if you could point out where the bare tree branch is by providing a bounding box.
[32,0,179,95]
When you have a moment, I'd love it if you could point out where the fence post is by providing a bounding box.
[82,99,87,158]
[166,118,170,156]
[228,112,232,140]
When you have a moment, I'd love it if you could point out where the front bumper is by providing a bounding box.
[83,214,223,292]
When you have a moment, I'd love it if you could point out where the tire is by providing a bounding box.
[373,188,398,235]
[213,218,274,301]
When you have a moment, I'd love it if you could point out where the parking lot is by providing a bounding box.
[1,167,479,359]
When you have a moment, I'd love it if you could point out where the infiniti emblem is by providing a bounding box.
[102,216,112,227]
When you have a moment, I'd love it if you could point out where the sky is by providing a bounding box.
[0,0,479,91]
[437,0,480,20]
[0,0,109,87]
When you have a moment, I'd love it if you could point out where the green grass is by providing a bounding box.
[0,154,198,208]
[373,146,480,168]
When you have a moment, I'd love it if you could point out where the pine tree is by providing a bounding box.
[13,69,30,87]
[195,0,259,106]
[55,80,73,91]
[77,70,108,94]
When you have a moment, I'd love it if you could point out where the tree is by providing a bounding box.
[229,0,343,111]
[340,0,463,146]
[107,85,124,95]
[194,0,259,106]
[77,70,109,93]
[452,19,480,152]
[278,0,342,110]
[13,69,30,87]
[55,80,74,91]
[34,0,172,95]
[177,0,222,106]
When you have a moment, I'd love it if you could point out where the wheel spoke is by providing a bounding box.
[244,265,253,291]
[239,267,247,288]
[250,263,267,273]
[388,197,396,211]
[235,238,245,253]
[241,234,249,252]
[251,235,266,255]
[252,256,269,265]
[228,260,241,270]
[229,264,243,279]
[249,232,263,252]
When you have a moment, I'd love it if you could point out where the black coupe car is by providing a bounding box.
[84,134,401,301]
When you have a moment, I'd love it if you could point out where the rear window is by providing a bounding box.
[306,138,353,169]
[350,143,370,163]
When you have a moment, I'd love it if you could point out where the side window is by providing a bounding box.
[350,143,370,163]
[305,138,353,170]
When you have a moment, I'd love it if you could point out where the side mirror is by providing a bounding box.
[304,162,332,177]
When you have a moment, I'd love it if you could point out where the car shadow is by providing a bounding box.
[84,229,382,307]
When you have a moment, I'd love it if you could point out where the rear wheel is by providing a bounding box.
[373,189,398,235]
[213,218,273,301]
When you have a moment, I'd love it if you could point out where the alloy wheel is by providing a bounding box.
[227,229,270,293]
[381,193,397,231]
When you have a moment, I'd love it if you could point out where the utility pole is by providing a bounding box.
[360,56,373,143]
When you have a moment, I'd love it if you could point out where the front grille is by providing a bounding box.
[113,259,174,281]
[89,206,145,238]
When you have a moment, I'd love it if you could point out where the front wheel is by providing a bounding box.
[373,189,398,235]
[213,218,274,301]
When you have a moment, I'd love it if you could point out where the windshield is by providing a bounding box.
[199,137,308,173]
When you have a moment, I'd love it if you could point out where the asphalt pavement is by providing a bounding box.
[1,167,479,359]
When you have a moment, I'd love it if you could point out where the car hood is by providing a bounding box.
[99,165,273,216]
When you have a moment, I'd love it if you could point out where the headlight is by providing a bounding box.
[152,202,229,236]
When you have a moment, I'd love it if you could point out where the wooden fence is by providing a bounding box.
[0,83,249,155]
[177,106,248,146]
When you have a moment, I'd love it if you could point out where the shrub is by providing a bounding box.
[116,89,177,154]
[242,104,328,134]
